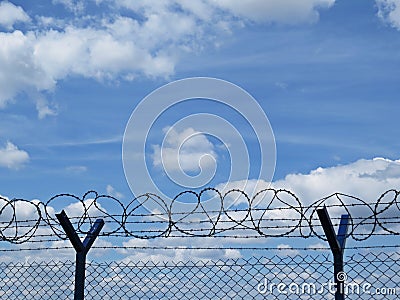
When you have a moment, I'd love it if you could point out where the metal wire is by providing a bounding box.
[0,189,399,299]
[0,253,398,299]
[0,188,399,244]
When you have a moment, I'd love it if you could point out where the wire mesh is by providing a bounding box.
[0,253,398,299]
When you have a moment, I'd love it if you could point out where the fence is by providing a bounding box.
[0,188,399,299]
[1,253,399,299]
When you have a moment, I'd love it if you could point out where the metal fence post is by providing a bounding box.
[317,206,349,300]
[56,210,104,300]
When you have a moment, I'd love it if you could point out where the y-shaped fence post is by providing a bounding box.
[317,206,349,300]
[56,210,104,300]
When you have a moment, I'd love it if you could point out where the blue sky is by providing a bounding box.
[0,0,399,211]
[0,0,400,263]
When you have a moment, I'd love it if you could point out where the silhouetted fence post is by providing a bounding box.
[317,206,349,300]
[56,210,104,300]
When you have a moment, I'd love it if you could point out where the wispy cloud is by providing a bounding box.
[27,135,122,148]
[106,184,124,199]
[65,165,88,174]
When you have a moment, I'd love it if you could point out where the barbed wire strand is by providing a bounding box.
[0,188,399,245]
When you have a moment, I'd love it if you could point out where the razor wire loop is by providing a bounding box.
[250,188,304,237]
[0,198,42,244]
[170,188,225,237]
[0,188,399,244]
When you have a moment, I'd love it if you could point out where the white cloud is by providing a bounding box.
[0,31,47,108]
[35,95,58,119]
[63,198,104,218]
[0,24,176,116]
[152,127,217,173]
[106,184,124,199]
[175,0,214,21]
[0,141,29,169]
[219,157,400,203]
[376,0,400,30]
[32,25,175,80]
[0,0,336,116]
[0,1,30,30]
[272,157,400,201]
[52,0,85,15]
[210,0,335,24]
[119,236,242,263]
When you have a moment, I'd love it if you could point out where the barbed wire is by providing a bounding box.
[0,188,399,244]
[1,244,399,253]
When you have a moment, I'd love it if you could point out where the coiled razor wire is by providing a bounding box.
[0,188,399,244]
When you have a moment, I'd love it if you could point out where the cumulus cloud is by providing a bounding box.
[272,157,400,201]
[151,127,217,173]
[0,141,29,169]
[0,1,30,30]
[218,157,400,202]
[376,0,400,30]
[0,0,336,117]
[0,25,175,115]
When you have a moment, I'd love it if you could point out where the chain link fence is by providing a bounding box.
[0,252,398,299]
[1,189,399,299]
